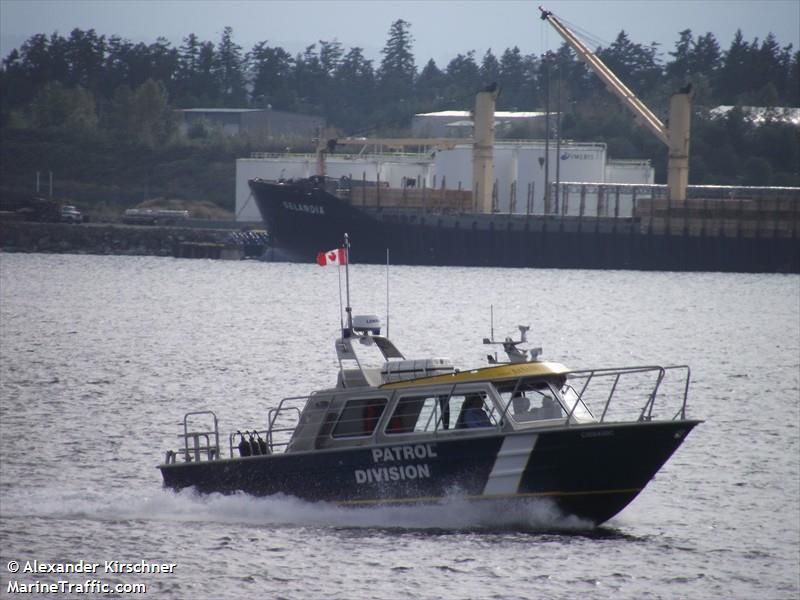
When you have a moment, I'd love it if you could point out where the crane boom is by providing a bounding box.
[538,7,668,145]
[538,6,692,201]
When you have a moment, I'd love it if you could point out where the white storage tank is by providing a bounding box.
[432,142,607,213]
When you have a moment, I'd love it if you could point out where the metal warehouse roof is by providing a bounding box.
[415,110,547,118]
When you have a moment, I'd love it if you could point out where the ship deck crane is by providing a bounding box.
[539,6,692,202]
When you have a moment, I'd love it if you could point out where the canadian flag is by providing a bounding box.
[316,247,347,266]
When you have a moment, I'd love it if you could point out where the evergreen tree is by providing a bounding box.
[667,29,693,82]
[378,19,416,107]
[103,36,135,100]
[18,33,52,83]
[666,30,720,103]
[751,34,793,101]
[248,41,294,110]
[790,51,800,105]
[121,41,162,89]
[319,39,344,76]
[47,33,71,84]
[215,26,246,106]
[444,51,481,101]
[180,34,202,75]
[552,43,591,108]
[497,46,538,110]
[331,47,375,131]
[292,44,325,113]
[690,33,722,77]
[63,28,106,93]
[0,49,24,121]
[148,37,179,93]
[415,58,446,107]
[175,33,202,105]
[597,31,662,97]
[716,30,752,103]
[195,41,219,105]
[480,49,500,87]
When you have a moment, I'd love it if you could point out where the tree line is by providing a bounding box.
[0,18,798,201]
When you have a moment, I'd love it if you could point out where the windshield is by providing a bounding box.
[560,384,596,423]
[494,378,597,424]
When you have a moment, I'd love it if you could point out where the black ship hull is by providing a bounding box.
[160,420,699,525]
[249,178,799,272]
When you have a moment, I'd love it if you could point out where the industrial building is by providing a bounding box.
[412,110,548,137]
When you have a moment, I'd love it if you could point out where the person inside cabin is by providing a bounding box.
[512,392,536,421]
[458,395,493,429]
[539,395,562,420]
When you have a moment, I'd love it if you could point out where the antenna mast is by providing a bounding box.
[386,248,390,338]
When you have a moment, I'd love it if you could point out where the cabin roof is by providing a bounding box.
[380,361,570,389]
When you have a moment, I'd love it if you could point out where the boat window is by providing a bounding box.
[386,394,443,434]
[386,390,497,434]
[452,391,497,429]
[332,398,388,438]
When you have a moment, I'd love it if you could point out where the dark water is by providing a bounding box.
[1,253,798,599]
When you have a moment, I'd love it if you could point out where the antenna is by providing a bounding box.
[483,305,498,362]
[482,308,540,363]
[386,248,390,338]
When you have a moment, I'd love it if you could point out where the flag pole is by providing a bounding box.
[344,233,352,331]
[337,261,344,331]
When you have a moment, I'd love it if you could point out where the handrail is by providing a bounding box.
[180,410,220,462]
[267,395,309,452]
[600,373,621,422]
[564,365,691,424]
[169,364,692,465]
[639,368,667,422]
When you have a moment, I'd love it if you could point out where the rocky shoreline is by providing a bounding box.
[0,221,234,257]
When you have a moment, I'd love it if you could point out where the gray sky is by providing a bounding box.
[1,0,798,68]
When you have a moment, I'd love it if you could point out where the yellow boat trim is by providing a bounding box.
[338,487,642,506]
[381,361,571,389]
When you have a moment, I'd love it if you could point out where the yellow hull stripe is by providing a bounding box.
[337,487,642,507]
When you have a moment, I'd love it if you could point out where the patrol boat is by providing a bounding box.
[159,244,700,525]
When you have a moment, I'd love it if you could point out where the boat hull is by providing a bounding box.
[159,420,700,525]
[249,179,799,272]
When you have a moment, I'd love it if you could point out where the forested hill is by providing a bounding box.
[1,20,798,215]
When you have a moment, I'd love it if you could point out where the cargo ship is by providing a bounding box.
[248,174,799,272]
